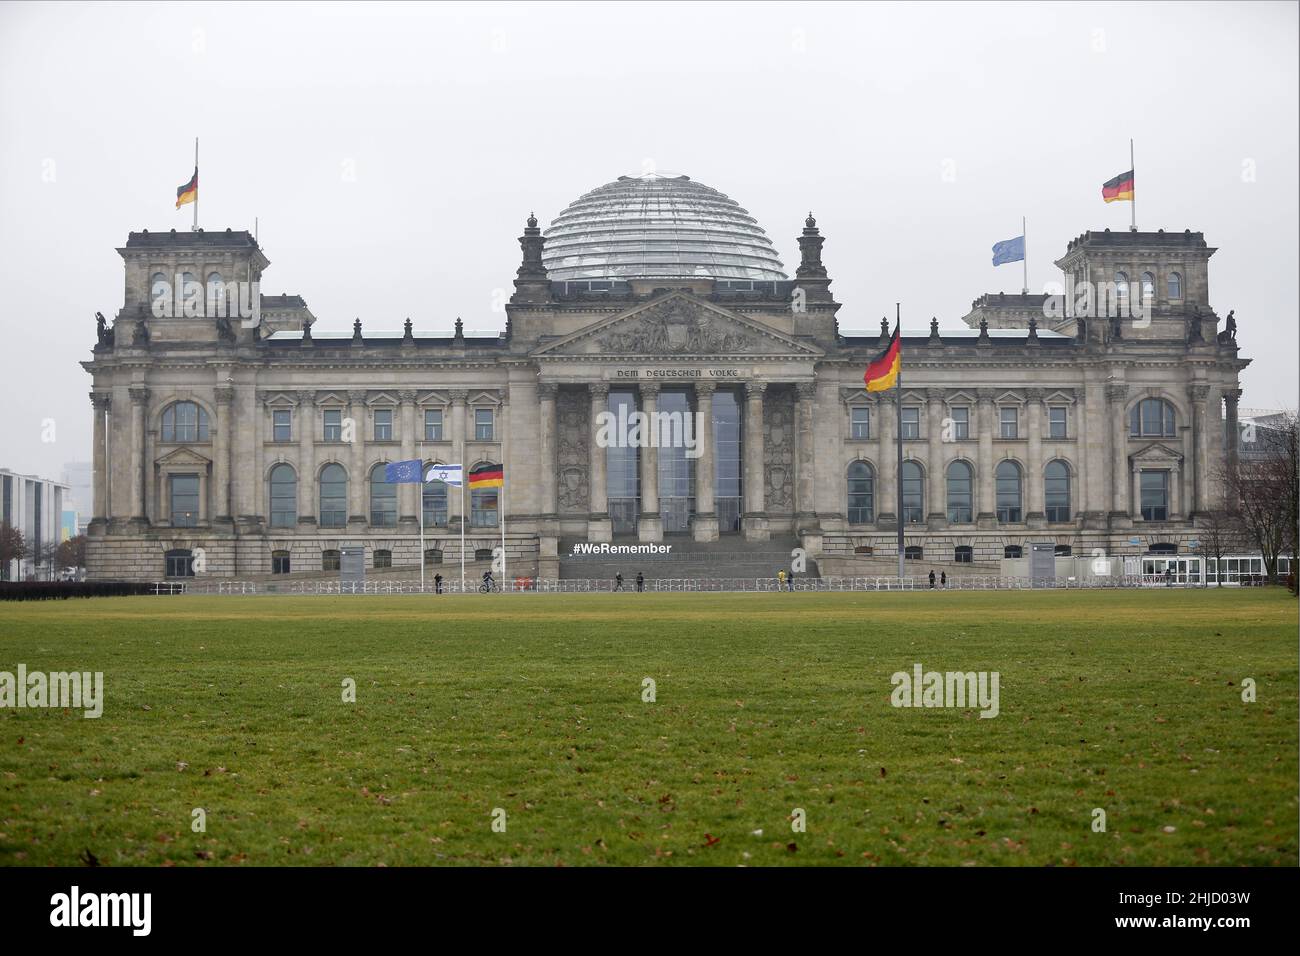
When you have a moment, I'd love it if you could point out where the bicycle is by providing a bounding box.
[479,579,499,593]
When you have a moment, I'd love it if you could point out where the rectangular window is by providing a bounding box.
[1048,406,1067,439]
[170,474,199,527]
[900,407,920,440]
[424,408,444,441]
[1000,407,1019,439]
[850,406,870,440]
[374,409,393,441]
[1140,470,1169,521]
[273,409,292,442]
[272,551,291,574]
[323,409,342,442]
[475,408,494,441]
[950,407,969,440]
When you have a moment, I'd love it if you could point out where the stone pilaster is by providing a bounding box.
[347,389,367,527]
[538,383,558,518]
[975,388,996,527]
[128,385,149,527]
[448,389,468,530]
[1024,387,1045,527]
[587,383,611,542]
[876,391,897,525]
[1224,387,1241,487]
[1188,382,1210,517]
[89,392,110,534]
[693,382,719,542]
[792,381,817,530]
[638,383,663,542]
[741,381,768,541]
[296,390,316,525]
[925,387,945,524]
[213,384,235,526]
[1106,382,1131,525]
[398,389,419,528]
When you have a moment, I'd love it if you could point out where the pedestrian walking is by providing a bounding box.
[434,573,443,595]
[928,569,936,589]
[940,571,946,588]
[777,568,787,590]
[636,571,645,592]
[614,572,624,591]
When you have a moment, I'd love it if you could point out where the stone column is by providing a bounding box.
[213,384,235,525]
[398,390,419,528]
[1025,388,1044,526]
[128,385,149,526]
[1170,462,1183,520]
[876,392,896,525]
[693,382,719,542]
[347,389,367,526]
[587,383,612,542]
[448,389,468,529]
[1106,382,1130,524]
[638,383,664,542]
[89,392,110,531]
[1188,383,1209,517]
[975,388,996,526]
[925,388,945,524]
[741,381,768,541]
[1223,388,1241,488]
[296,390,316,525]
[538,383,558,517]
[792,382,816,526]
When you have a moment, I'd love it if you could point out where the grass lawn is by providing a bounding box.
[0,589,1295,867]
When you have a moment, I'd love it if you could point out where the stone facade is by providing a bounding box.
[82,206,1249,582]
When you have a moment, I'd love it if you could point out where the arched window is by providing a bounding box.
[474,548,494,562]
[271,549,291,574]
[1149,542,1178,555]
[164,548,194,578]
[1168,272,1182,299]
[150,272,168,312]
[847,461,874,524]
[1044,460,1071,522]
[1054,545,1073,556]
[180,271,199,315]
[424,548,443,567]
[1130,398,1176,437]
[1004,545,1023,559]
[370,464,397,526]
[904,545,924,561]
[319,464,347,528]
[161,401,209,442]
[269,464,297,528]
[423,467,449,527]
[206,271,225,316]
[946,460,973,523]
[1140,271,1155,304]
[322,549,341,572]
[954,545,973,564]
[901,461,924,524]
[996,460,1022,523]
[373,549,392,569]
[1114,271,1129,301]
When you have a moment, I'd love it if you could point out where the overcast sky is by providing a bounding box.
[1,0,1296,487]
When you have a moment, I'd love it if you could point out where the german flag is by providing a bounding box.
[1101,169,1134,203]
[468,462,504,490]
[176,168,198,208]
[864,322,900,392]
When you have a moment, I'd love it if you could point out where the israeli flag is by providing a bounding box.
[991,235,1025,266]
[385,459,424,484]
[424,463,464,487]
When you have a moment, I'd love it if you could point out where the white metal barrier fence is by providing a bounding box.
[154,573,1216,596]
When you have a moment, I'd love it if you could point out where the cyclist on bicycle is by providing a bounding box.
[482,570,495,592]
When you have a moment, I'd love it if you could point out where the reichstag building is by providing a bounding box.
[82,172,1249,580]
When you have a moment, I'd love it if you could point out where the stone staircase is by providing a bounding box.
[558,534,817,582]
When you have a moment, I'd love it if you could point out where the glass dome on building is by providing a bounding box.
[541,173,788,282]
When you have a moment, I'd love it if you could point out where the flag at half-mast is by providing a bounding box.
[468,462,504,489]
[863,321,901,392]
[176,168,198,208]
[1101,169,1134,203]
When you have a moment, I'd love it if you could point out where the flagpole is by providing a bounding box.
[1022,216,1028,294]
[192,138,199,232]
[896,302,904,583]
[419,472,425,593]
[460,482,466,594]
[1129,138,1136,232]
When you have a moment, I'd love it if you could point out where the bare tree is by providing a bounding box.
[0,523,26,581]
[1224,412,1299,585]
[1196,507,1247,586]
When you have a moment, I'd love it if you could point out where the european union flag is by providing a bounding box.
[384,459,423,484]
[992,235,1025,266]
